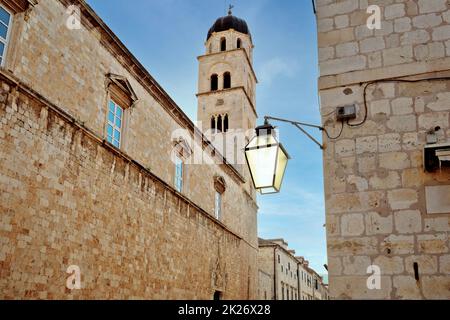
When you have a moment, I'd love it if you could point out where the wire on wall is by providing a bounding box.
[347,76,450,128]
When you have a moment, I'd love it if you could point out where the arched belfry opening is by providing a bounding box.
[220,37,226,52]
[217,115,223,132]
[211,74,218,91]
[223,72,231,89]
[237,38,241,49]
[211,116,216,131]
[224,114,229,132]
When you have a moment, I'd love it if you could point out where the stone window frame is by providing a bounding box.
[106,100,124,148]
[103,73,138,151]
[172,137,192,194]
[214,175,226,220]
[0,4,13,67]
[0,0,37,70]
[174,154,183,193]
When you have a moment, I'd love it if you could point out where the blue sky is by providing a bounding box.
[88,0,327,276]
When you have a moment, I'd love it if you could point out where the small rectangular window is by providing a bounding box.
[174,155,183,192]
[214,191,222,220]
[0,5,12,66]
[106,100,124,148]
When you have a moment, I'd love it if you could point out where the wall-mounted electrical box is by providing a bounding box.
[424,142,450,172]
[336,104,357,121]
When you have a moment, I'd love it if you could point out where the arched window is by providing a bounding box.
[210,74,218,91]
[217,115,223,132]
[237,38,241,49]
[211,115,216,131]
[224,114,229,132]
[223,72,231,89]
[220,37,226,51]
[209,42,212,54]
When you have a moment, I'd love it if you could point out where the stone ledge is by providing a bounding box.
[319,56,450,90]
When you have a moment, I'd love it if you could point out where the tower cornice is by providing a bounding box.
[196,86,257,118]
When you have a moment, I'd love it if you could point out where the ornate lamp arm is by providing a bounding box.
[264,116,325,150]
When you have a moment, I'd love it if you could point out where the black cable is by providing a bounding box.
[323,120,344,140]
[347,76,450,127]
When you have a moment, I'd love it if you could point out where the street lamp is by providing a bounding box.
[245,116,325,195]
[244,120,290,194]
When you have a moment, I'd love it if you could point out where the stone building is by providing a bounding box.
[315,0,450,299]
[0,0,258,299]
[257,238,328,300]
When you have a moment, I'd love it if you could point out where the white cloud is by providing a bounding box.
[259,57,300,86]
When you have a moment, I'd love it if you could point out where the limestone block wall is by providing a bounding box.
[257,246,275,299]
[0,0,258,246]
[0,74,257,299]
[316,0,450,299]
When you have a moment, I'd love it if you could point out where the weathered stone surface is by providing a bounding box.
[0,0,259,300]
[327,237,378,256]
[360,37,386,53]
[418,112,449,130]
[341,213,365,236]
[394,210,422,233]
[342,256,371,275]
[336,42,359,58]
[379,152,410,170]
[370,100,391,116]
[413,13,443,28]
[422,276,450,299]
[405,255,438,275]
[335,139,356,157]
[388,190,418,210]
[432,25,450,41]
[393,276,422,299]
[381,234,415,255]
[386,115,417,132]
[330,276,392,299]
[347,175,369,192]
[385,3,406,20]
[391,98,413,115]
[378,133,401,152]
[417,0,447,14]
[424,217,450,232]
[383,46,414,65]
[418,234,449,254]
[320,55,367,76]
[327,192,385,214]
[373,255,404,275]
[317,0,450,300]
[428,92,450,111]
[365,211,393,235]
[356,136,378,154]
[439,255,450,274]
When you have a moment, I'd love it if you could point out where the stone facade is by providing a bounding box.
[316,0,450,299]
[257,238,329,300]
[0,0,258,299]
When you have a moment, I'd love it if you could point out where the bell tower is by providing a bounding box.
[196,8,257,154]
